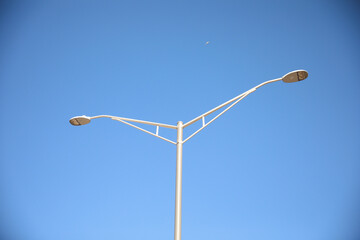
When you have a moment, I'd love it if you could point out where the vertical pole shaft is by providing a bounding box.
[174,121,183,240]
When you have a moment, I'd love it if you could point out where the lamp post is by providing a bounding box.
[70,70,308,240]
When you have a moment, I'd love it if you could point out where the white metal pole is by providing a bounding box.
[174,121,183,240]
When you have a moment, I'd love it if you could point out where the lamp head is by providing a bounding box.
[282,70,308,83]
[69,115,91,126]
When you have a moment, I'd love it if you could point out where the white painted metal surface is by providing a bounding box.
[69,70,308,240]
[174,121,183,240]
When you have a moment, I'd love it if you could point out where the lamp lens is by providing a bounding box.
[297,71,308,81]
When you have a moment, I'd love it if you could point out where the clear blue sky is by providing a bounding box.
[1,1,359,240]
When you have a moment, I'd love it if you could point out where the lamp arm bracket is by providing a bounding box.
[111,118,176,145]
[183,88,256,128]
[182,77,282,143]
[182,91,253,143]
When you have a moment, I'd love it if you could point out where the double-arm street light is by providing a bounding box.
[70,70,308,240]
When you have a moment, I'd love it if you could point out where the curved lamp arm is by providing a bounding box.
[181,78,282,143]
[91,115,177,129]
[182,67,310,143]
[69,115,177,145]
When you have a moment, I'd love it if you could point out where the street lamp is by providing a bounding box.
[69,70,308,240]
